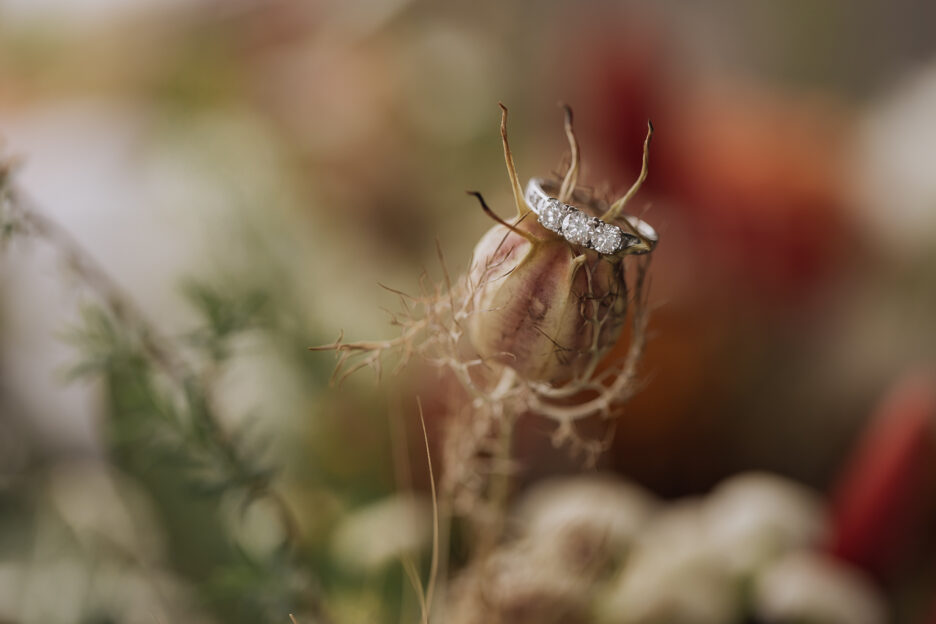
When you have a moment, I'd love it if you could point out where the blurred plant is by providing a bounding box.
[314,104,655,618]
[441,470,884,624]
[0,161,331,622]
[1,155,23,246]
[826,370,936,620]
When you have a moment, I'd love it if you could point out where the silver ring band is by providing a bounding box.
[524,178,658,255]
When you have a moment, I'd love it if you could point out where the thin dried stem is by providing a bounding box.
[417,398,440,624]
[602,121,653,222]
[557,104,580,204]
[479,396,517,556]
[498,103,529,219]
[467,191,538,244]
[310,317,431,385]
[402,557,428,621]
[551,417,618,468]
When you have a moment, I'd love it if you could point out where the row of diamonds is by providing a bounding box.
[524,179,658,255]
[524,179,552,216]
[535,196,626,255]
[525,187,547,213]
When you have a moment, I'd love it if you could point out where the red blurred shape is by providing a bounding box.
[554,9,855,304]
[826,370,936,581]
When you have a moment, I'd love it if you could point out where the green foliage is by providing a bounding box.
[203,544,319,621]
[64,284,312,622]
[0,171,26,248]
[2,182,410,623]
[181,279,270,362]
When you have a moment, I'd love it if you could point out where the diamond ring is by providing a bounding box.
[524,178,658,255]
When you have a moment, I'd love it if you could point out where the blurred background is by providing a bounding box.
[1,0,936,622]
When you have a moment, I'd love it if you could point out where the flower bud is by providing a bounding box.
[464,105,653,386]
[468,220,628,383]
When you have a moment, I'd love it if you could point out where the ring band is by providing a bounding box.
[524,178,658,255]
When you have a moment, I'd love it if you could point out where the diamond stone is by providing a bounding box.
[624,215,659,245]
[591,222,623,254]
[539,199,566,232]
[561,210,593,245]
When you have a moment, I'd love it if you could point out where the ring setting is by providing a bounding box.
[524,178,657,255]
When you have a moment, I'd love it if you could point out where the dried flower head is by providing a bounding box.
[466,214,629,384]
[446,542,590,624]
[314,104,655,426]
[466,106,653,386]
[313,105,658,596]
[511,473,657,573]
[598,500,739,624]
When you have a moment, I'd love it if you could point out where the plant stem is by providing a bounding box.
[8,185,304,555]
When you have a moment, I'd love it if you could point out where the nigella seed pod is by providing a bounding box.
[312,103,655,428]
[465,105,653,384]
[468,223,627,383]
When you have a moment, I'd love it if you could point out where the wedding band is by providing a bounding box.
[524,178,658,255]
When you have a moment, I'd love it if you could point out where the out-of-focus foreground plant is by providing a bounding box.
[313,104,656,621]
[0,149,357,623]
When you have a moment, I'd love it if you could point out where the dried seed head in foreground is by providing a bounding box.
[312,104,656,434]
[466,105,654,385]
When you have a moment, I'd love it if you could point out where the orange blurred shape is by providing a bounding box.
[664,86,854,301]
[600,304,742,493]
[826,369,936,581]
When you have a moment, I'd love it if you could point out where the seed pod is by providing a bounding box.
[468,223,627,383]
[465,105,652,385]
[311,105,654,401]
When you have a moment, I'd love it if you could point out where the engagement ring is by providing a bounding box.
[524,178,658,255]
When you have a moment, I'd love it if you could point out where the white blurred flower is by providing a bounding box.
[599,500,739,624]
[17,557,88,623]
[45,460,165,563]
[0,0,198,27]
[0,100,223,452]
[0,564,18,621]
[330,493,432,573]
[446,474,654,624]
[447,543,588,624]
[754,551,886,624]
[513,474,657,572]
[856,62,936,258]
[222,492,289,560]
[704,472,826,575]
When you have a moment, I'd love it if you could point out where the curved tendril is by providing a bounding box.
[499,103,529,219]
[557,103,580,204]
[602,120,653,222]
[467,191,539,244]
